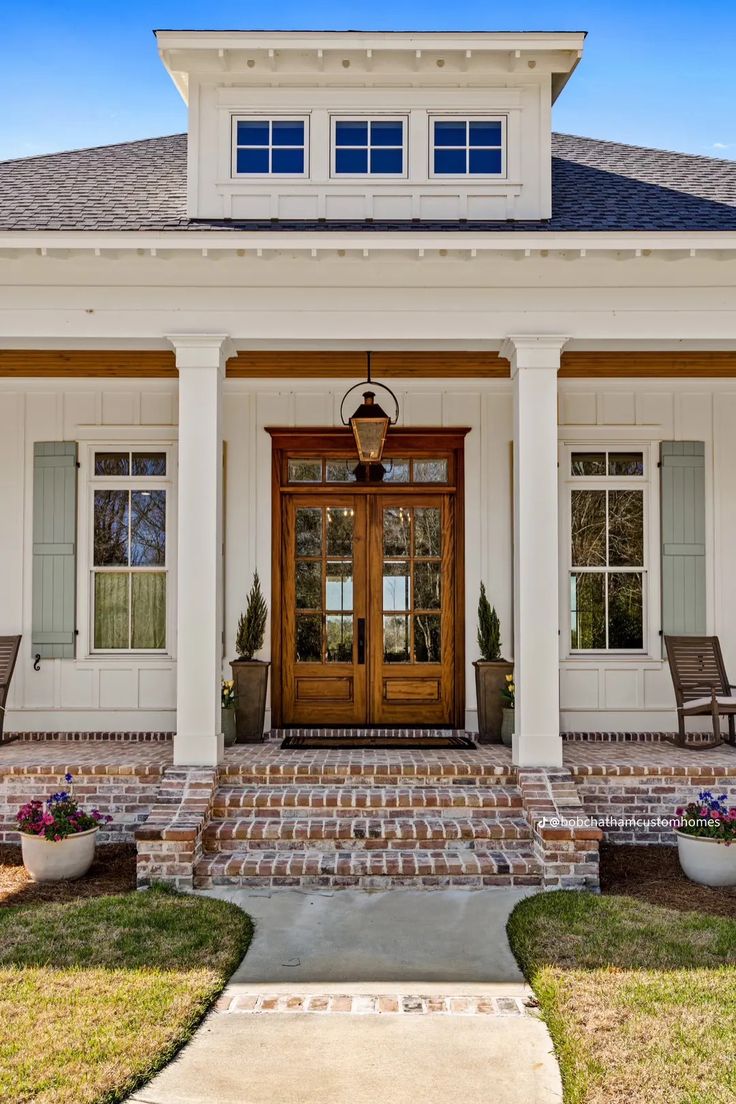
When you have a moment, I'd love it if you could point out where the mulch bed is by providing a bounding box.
[0,843,136,908]
[600,842,736,919]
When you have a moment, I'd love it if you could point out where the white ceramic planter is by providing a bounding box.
[20,826,98,882]
[676,831,736,887]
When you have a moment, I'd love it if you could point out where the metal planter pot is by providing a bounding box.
[473,660,513,743]
[230,660,271,744]
[222,707,237,747]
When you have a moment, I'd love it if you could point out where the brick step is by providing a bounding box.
[193,847,543,889]
[212,785,523,818]
[204,815,532,851]
[221,754,515,788]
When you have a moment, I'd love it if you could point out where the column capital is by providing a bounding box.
[500,334,570,376]
[166,333,236,373]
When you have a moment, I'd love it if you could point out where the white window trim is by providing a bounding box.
[329,115,409,179]
[77,442,177,661]
[559,441,660,661]
[428,114,507,180]
[231,114,310,179]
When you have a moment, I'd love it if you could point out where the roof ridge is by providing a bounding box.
[553,131,736,167]
[0,133,186,168]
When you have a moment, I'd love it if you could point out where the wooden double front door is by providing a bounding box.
[270,429,466,728]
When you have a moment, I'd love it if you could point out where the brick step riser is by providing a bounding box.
[194,873,543,889]
[222,772,518,787]
[212,801,523,819]
[205,837,534,853]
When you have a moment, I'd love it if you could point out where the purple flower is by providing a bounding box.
[64,773,73,783]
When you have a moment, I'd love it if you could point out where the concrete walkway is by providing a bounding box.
[130,888,562,1104]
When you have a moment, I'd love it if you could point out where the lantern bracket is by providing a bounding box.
[339,353,400,428]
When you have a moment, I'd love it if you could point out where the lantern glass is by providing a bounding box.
[349,392,390,463]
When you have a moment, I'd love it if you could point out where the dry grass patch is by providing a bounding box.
[507,892,736,1104]
[0,888,252,1104]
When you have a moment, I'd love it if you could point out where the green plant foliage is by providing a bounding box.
[235,570,268,660]
[477,581,502,661]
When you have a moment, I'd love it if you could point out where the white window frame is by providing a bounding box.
[330,115,408,179]
[560,442,656,659]
[428,114,507,179]
[82,442,176,658]
[231,115,310,179]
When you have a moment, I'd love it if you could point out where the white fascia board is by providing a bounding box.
[2,230,736,255]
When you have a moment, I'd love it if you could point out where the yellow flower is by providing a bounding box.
[508,683,515,693]
[505,674,513,683]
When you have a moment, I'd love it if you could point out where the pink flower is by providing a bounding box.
[675,807,684,816]
[53,834,61,842]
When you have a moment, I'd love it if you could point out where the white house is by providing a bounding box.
[2,28,736,775]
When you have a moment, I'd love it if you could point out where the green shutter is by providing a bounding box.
[32,442,78,659]
[660,441,706,636]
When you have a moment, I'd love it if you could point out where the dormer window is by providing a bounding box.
[233,117,308,176]
[332,118,406,176]
[430,117,505,176]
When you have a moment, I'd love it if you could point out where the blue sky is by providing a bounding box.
[1,1,734,161]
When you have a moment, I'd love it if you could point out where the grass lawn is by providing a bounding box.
[508,891,736,1104]
[0,888,252,1104]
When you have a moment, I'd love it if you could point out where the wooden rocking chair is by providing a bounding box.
[0,635,21,745]
[664,635,736,750]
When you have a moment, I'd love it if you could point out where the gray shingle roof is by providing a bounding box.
[0,131,735,233]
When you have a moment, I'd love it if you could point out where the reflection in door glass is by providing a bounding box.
[326,614,353,662]
[414,561,441,609]
[325,460,357,483]
[414,614,441,662]
[382,459,410,483]
[296,561,321,609]
[326,561,353,610]
[326,508,354,556]
[384,615,410,663]
[296,508,322,556]
[296,614,322,662]
[413,459,448,483]
[383,508,410,556]
[414,508,441,557]
[288,459,322,483]
[383,561,410,610]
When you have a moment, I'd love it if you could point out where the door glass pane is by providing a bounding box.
[94,452,129,476]
[413,459,448,483]
[289,459,322,483]
[571,490,606,567]
[570,573,606,650]
[571,452,605,476]
[414,508,441,557]
[130,490,166,566]
[326,508,353,556]
[131,573,166,649]
[383,561,410,610]
[296,508,322,555]
[608,573,643,649]
[326,615,353,662]
[414,562,441,609]
[383,508,410,556]
[296,561,322,609]
[132,452,166,476]
[608,490,644,567]
[383,615,410,663]
[94,490,129,566]
[325,460,357,483]
[326,562,353,610]
[414,614,441,662]
[94,572,129,649]
[608,452,644,477]
[382,459,410,483]
[296,615,322,662]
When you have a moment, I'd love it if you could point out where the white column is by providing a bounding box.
[501,335,569,768]
[168,334,234,766]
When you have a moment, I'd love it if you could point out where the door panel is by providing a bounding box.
[282,495,367,725]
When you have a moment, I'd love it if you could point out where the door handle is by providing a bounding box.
[357,618,365,665]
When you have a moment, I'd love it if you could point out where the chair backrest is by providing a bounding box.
[664,635,730,706]
[0,635,21,707]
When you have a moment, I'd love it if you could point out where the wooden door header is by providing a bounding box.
[267,426,471,452]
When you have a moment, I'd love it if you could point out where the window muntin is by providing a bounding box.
[286,457,448,485]
[333,118,405,176]
[91,451,169,652]
[233,118,307,176]
[431,117,505,176]
[568,450,646,653]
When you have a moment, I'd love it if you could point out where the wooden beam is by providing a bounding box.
[0,349,176,377]
[559,350,736,377]
[228,351,510,378]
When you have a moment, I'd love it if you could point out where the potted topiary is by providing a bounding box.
[230,570,270,744]
[473,583,513,743]
[221,678,237,747]
[16,773,112,882]
[675,790,736,887]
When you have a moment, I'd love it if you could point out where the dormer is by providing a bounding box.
[156,29,585,222]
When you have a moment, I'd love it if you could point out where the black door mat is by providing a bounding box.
[280,732,477,750]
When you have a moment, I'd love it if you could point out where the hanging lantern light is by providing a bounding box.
[340,353,400,482]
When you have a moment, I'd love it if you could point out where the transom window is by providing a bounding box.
[233,118,307,175]
[431,118,504,176]
[287,457,449,484]
[91,450,169,652]
[568,450,646,652]
[333,119,405,175]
